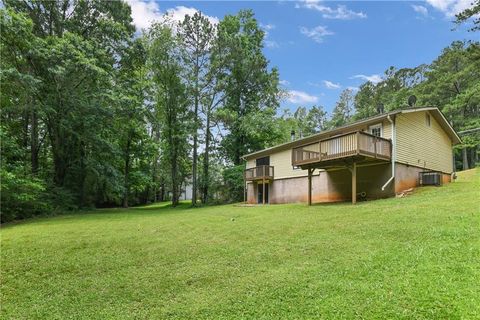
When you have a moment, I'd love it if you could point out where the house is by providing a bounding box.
[242,107,461,205]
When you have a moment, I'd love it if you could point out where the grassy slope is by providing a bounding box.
[1,169,479,319]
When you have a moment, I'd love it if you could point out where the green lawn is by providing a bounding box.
[1,169,479,319]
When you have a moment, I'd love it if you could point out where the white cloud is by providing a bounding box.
[412,4,429,17]
[347,86,360,92]
[260,23,279,49]
[296,0,367,20]
[265,40,279,49]
[279,80,290,86]
[287,90,319,104]
[300,26,334,43]
[165,6,219,25]
[260,23,276,31]
[127,0,162,30]
[323,80,341,89]
[351,74,383,84]
[426,0,474,17]
[126,0,219,31]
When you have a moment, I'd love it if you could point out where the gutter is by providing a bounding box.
[382,114,396,191]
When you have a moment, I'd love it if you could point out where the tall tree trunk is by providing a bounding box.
[462,147,469,170]
[171,160,178,206]
[471,147,477,168]
[51,129,67,187]
[191,60,199,207]
[30,108,39,175]
[23,109,29,175]
[79,140,86,207]
[123,136,132,208]
[151,124,161,203]
[192,102,198,206]
[159,181,165,202]
[169,107,179,207]
[202,113,211,204]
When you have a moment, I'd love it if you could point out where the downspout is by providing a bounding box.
[382,114,395,191]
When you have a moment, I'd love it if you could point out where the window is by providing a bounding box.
[426,114,431,127]
[255,156,270,166]
[369,123,383,137]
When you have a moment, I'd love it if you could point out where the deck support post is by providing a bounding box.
[244,177,247,204]
[308,168,313,206]
[352,162,357,205]
[262,178,266,205]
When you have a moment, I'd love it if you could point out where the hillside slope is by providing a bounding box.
[1,169,479,319]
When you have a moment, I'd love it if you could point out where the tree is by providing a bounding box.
[2,1,135,208]
[328,89,354,128]
[455,0,480,32]
[147,23,191,207]
[178,12,216,206]
[213,10,281,165]
[416,41,480,169]
[353,82,378,119]
[199,71,224,203]
[115,39,152,207]
[0,9,40,176]
[351,41,479,170]
[292,106,327,137]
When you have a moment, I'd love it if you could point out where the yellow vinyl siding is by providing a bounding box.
[365,120,391,139]
[382,120,392,139]
[246,151,312,179]
[396,111,453,173]
[246,119,393,179]
[270,149,313,179]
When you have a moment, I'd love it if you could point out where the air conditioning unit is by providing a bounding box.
[419,171,442,186]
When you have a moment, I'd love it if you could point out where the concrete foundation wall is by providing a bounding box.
[394,163,452,193]
[246,182,256,203]
[247,163,394,204]
[247,162,453,204]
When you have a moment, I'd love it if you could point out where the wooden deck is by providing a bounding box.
[290,131,392,205]
[291,131,392,168]
[244,165,274,181]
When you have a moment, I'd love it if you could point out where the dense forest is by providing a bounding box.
[1,1,479,222]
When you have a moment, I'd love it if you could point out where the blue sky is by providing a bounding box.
[128,0,478,114]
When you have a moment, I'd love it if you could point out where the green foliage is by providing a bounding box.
[214,10,281,164]
[0,125,51,222]
[0,169,50,223]
[327,88,354,128]
[222,164,245,202]
[455,0,480,32]
[179,12,217,206]
[147,24,191,206]
[289,106,327,138]
[350,41,479,169]
[3,1,477,222]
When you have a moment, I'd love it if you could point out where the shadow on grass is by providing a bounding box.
[1,201,197,229]
[131,201,193,211]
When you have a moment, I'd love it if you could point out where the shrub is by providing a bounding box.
[222,164,245,203]
[0,168,51,223]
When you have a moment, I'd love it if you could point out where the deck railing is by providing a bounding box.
[292,131,391,166]
[244,165,274,181]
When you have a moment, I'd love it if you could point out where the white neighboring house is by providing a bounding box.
[180,183,193,201]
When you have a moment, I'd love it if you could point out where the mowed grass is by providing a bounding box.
[1,170,479,319]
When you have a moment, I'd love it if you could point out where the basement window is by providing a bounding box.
[426,114,431,127]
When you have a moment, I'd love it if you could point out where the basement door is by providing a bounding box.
[257,183,269,204]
